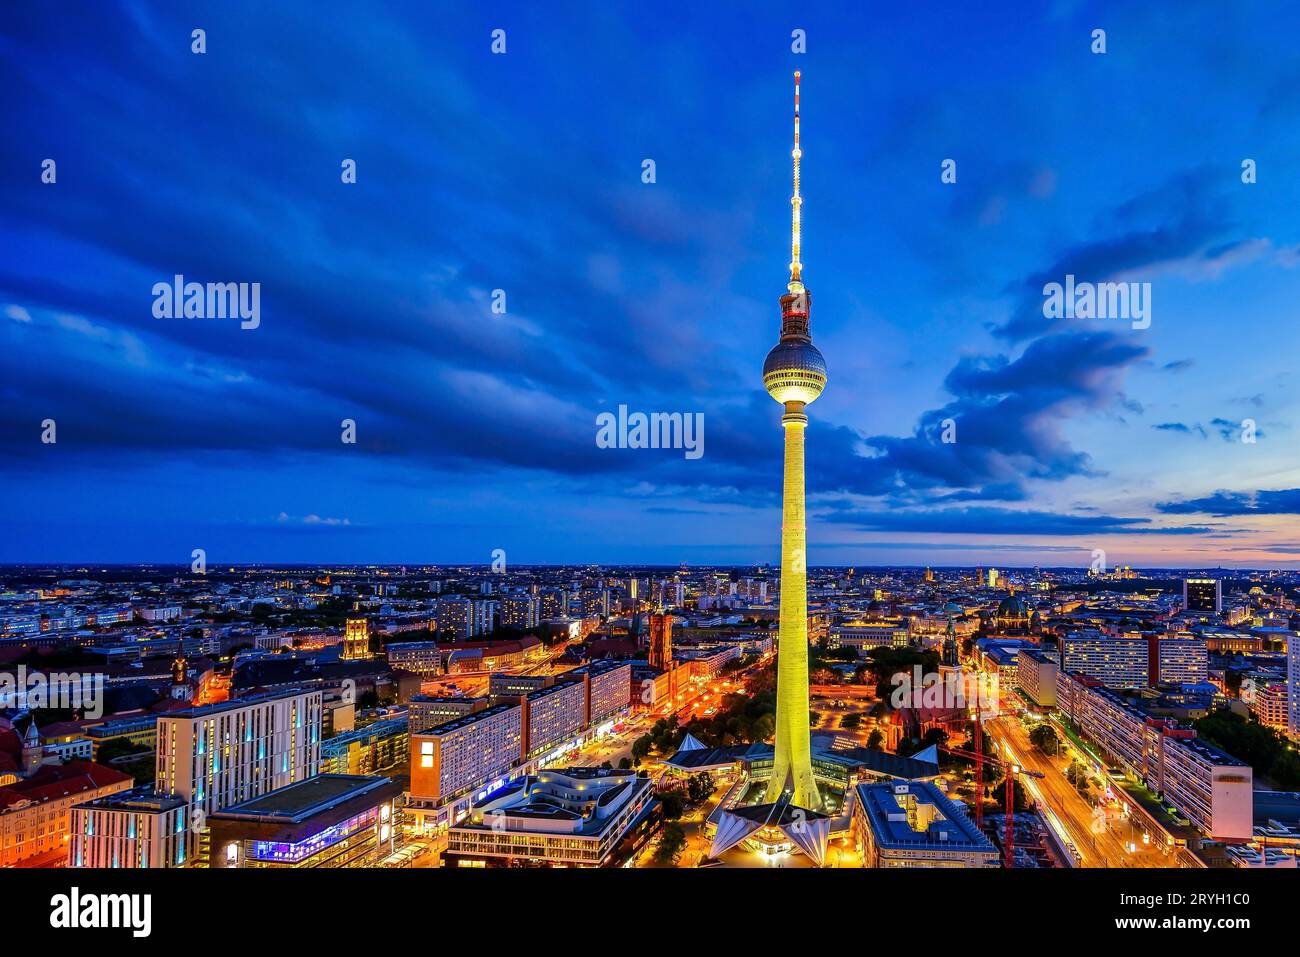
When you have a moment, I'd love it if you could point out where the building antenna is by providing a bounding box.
[789,71,803,289]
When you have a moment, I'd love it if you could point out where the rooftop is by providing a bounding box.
[416,701,517,737]
[212,774,395,821]
[162,686,318,719]
[73,784,187,814]
[0,760,131,811]
[856,780,996,852]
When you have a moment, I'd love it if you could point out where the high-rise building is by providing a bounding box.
[648,611,673,671]
[762,72,826,811]
[407,695,488,732]
[1060,632,1149,688]
[1242,677,1288,733]
[1155,636,1209,685]
[520,678,587,761]
[410,703,523,807]
[70,688,323,867]
[539,589,567,618]
[437,597,492,639]
[501,594,541,631]
[1289,636,1300,741]
[341,618,370,660]
[1183,578,1222,614]
[1061,631,1207,688]
[575,660,632,727]
[1055,671,1252,840]
[386,640,443,675]
[1017,649,1059,707]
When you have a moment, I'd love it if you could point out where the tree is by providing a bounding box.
[631,735,653,762]
[1065,761,1092,795]
[686,773,716,805]
[993,775,1030,812]
[1029,724,1061,757]
[95,738,148,765]
[1194,707,1298,787]
[841,713,862,731]
[653,822,687,867]
[866,729,884,750]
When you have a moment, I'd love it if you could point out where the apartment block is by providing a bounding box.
[521,678,586,761]
[70,687,323,867]
[1055,671,1252,840]
[410,703,523,806]
[1017,649,1058,707]
[500,594,541,631]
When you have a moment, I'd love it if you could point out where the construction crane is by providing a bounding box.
[940,740,1044,868]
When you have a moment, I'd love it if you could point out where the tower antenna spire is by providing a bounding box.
[789,70,803,288]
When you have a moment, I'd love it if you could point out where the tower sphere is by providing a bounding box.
[763,338,827,405]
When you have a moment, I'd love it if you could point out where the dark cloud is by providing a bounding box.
[0,1,1287,562]
[1153,422,1207,439]
[1157,488,1300,517]
[820,505,1215,537]
[834,331,1148,501]
[994,170,1240,342]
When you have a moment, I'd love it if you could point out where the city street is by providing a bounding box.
[988,715,1175,868]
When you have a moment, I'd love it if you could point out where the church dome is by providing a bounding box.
[996,594,1029,619]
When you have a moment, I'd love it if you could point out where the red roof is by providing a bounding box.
[0,761,131,811]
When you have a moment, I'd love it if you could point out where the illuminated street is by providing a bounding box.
[988,714,1181,868]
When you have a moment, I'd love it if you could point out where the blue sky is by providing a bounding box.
[2,0,1299,567]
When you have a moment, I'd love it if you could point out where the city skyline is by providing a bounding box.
[4,1,1300,569]
[4,0,1298,927]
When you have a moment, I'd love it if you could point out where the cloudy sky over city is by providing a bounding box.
[2,0,1299,566]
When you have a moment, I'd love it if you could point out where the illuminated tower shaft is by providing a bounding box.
[765,406,819,807]
[762,71,826,810]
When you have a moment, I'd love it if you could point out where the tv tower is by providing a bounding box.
[762,71,827,810]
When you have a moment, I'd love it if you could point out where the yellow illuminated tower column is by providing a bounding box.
[762,72,826,810]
